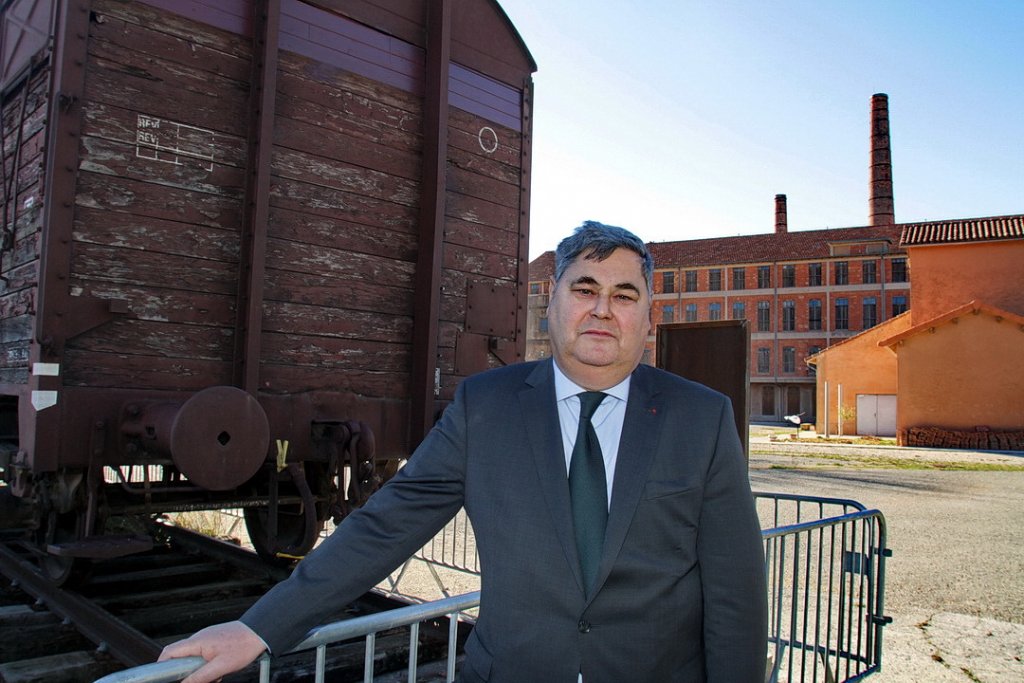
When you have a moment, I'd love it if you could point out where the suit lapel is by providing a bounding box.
[593,365,664,598]
[519,360,584,590]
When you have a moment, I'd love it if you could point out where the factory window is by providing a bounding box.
[757,265,771,288]
[783,347,796,373]
[539,317,548,333]
[834,261,849,285]
[782,265,796,287]
[662,305,675,324]
[685,270,697,292]
[708,269,722,291]
[685,303,698,322]
[732,301,746,320]
[862,261,877,284]
[757,347,770,374]
[663,272,675,294]
[757,301,771,331]
[835,298,849,330]
[782,301,796,331]
[732,267,746,290]
[709,302,722,321]
[891,258,908,283]
[863,297,878,328]
[808,262,822,286]
[808,299,822,330]
[892,295,908,316]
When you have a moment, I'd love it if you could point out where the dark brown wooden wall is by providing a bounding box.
[0,65,49,385]
[1,0,531,464]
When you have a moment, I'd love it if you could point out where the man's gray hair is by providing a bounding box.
[554,220,654,293]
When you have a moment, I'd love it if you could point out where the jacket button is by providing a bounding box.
[578,620,591,633]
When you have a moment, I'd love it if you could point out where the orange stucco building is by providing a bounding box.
[810,215,1024,449]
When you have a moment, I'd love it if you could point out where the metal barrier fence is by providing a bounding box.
[757,491,891,683]
[95,492,889,683]
[93,591,480,683]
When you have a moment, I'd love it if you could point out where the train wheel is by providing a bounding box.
[37,511,86,585]
[243,504,323,562]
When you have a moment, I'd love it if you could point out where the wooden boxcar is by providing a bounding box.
[0,0,534,576]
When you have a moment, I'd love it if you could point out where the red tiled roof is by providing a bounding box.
[899,214,1024,247]
[528,222,904,279]
[528,251,555,281]
[647,223,903,268]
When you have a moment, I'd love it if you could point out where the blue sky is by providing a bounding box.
[495,1,1024,259]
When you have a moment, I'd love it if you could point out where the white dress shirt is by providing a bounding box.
[553,363,631,683]
[553,362,630,508]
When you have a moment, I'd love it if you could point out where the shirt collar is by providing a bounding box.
[552,360,631,404]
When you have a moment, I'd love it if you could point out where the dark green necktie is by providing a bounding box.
[569,391,608,595]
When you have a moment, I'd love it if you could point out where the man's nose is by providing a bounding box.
[590,294,612,318]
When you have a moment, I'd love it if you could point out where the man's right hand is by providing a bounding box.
[158,620,267,683]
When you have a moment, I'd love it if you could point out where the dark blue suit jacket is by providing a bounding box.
[242,359,768,682]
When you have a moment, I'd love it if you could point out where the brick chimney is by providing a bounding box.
[774,194,787,234]
[869,93,895,226]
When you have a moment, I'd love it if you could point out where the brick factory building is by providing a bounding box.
[526,94,1017,424]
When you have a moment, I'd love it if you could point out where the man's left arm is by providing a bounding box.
[698,398,768,682]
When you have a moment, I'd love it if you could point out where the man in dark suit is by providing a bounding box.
[160,221,768,682]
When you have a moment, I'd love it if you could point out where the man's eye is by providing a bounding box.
[615,294,637,302]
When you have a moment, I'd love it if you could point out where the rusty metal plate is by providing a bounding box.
[170,386,270,491]
[465,279,517,339]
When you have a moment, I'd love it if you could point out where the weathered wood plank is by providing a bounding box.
[90,4,251,83]
[93,0,251,59]
[261,300,412,344]
[447,162,519,211]
[444,216,519,256]
[277,50,421,120]
[445,190,517,232]
[448,111,522,169]
[84,54,249,139]
[71,242,239,295]
[260,332,409,373]
[74,207,240,262]
[266,237,415,287]
[269,175,416,232]
[62,348,233,390]
[272,113,420,182]
[271,147,418,207]
[263,270,413,318]
[258,363,408,398]
[269,205,418,260]
[275,68,422,152]
[75,172,243,231]
[79,136,246,199]
[68,319,233,361]
[443,242,519,281]
[82,100,248,170]
[68,282,234,326]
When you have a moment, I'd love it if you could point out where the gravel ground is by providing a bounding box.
[750,438,1024,682]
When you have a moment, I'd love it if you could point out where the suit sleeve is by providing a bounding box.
[699,397,768,682]
[239,383,471,655]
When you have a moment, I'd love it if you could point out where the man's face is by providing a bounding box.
[547,247,652,390]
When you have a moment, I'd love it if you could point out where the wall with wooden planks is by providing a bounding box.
[0,64,49,386]
[0,0,533,468]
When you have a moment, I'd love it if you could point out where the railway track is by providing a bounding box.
[0,522,456,682]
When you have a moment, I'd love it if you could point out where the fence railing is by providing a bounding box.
[756,491,891,683]
[95,492,889,683]
[93,591,480,683]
